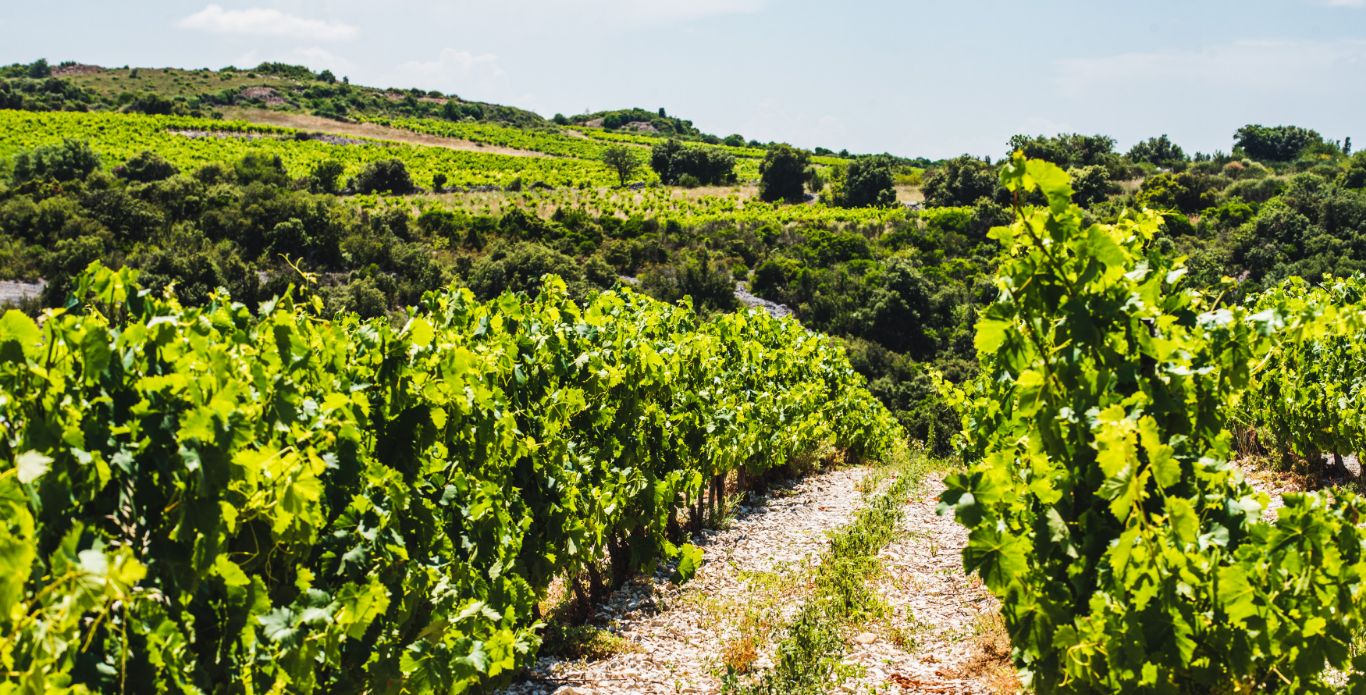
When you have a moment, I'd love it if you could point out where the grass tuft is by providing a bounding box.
[723,444,930,694]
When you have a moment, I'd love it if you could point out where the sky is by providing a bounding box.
[1,1,1363,159]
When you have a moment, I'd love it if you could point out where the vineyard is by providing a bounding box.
[0,264,900,691]
[4,50,1366,693]
[944,156,1366,691]
[0,110,620,189]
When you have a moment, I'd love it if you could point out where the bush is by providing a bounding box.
[1135,171,1214,214]
[1340,152,1366,189]
[921,156,999,208]
[348,159,415,195]
[233,153,290,187]
[650,140,737,186]
[122,93,175,116]
[639,249,738,313]
[837,156,897,208]
[1067,164,1117,206]
[113,151,178,183]
[10,139,101,184]
[306,159,345,194]
[467,241,593,299]
[759,144,809,203]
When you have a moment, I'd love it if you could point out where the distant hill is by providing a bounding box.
[0,59,544,127]
[0,59,910,162]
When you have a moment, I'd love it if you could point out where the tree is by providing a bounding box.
[26,59,50,79]
[1127,134,1187,168]
[234,153,290,187]
[921,156,999,207]
[348,159,415,194]
[837,156,897,208]
[1067,165,1117,206]
[10,139,100,184]
[649,139,685,183]
[649,140,736,186]
[1007,133,1116,169]
[114,151,178,183]
[1234,124,1324,162]
[759,144,809,203]
[306,159,345,194]
[601,144,642,187]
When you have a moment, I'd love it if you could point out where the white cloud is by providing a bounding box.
[179,5,358,41]
[1320,0,1365,6]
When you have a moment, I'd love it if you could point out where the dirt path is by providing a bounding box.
[0,280,44,307]
[501,469,1015,695]
[502,466,875,695]
[839,474,1014,694]
[217,108,547,158]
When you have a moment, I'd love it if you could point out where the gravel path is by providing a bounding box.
[0,280,43,307]
[839,474,1013,694]
[502,466,874,695]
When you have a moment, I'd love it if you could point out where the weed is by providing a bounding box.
[539,624,640,661]
[723,446,929,694]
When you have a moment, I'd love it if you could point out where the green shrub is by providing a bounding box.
[10,139,100,184]
[113,151,178,183]
[347,158,415,195]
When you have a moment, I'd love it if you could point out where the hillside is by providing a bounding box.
[4,33,1366,695]
[5,60,544,126]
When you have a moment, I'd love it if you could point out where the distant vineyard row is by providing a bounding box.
[0,110,621,189]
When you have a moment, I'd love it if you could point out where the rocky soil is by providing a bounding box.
[502,467,873,695]
[501,469,1014,695]
[838,475,1013,694]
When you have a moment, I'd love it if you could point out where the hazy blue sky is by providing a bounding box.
[2,1,1363,158]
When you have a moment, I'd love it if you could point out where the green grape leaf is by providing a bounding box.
[965,525,1027,591]
[1217,565,1257,625]
[0,310,41,362]
[974,319,1011,355]
[671,543,703,584]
